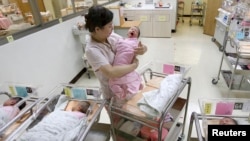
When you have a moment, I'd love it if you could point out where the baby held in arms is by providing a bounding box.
[109,26,143,104]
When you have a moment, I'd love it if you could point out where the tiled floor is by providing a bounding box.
[76,18,250,140]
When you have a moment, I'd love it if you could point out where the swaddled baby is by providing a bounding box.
[0,97,26,128]
[67,101,90,119]
[109,26,143,105]
[18,101,90,141]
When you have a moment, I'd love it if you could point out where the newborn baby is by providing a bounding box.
[0,97,26,128]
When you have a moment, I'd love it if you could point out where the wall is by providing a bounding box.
[0,16,84,102]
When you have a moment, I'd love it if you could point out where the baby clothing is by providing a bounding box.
[109,38,143,100]
[0,106,20,128]
[86,32,122,100]
[71,111,86,119]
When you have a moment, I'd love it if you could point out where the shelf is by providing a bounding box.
[114,120,182,141]
[85,123,111,141]
[114,128,145,141]
[165,122,183,141]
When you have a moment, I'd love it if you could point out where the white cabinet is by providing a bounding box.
[164,0,177,31]
[213,18,228,47]
[123,9,171,37]
[123,10,136,21]
[134,10,153,37]
[152,10,171,37]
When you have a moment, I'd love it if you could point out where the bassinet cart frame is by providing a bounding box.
[109,67,192,141]
[0,92,43,139]
[187,111,250,141]
[187,97,250,141]
[5,84,109,141]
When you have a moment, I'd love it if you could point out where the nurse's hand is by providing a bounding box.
[132,57,139,69]
[135,41,147,55]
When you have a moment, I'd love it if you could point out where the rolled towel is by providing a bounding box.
[137,74,183,117]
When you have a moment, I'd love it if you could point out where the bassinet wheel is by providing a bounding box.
[211,37,216,42]
[212,78,218,84]
[219,46,224,52]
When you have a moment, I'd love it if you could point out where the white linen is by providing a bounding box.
[137,74,183,117]
[18,110,87,141]
[54,95,68,111]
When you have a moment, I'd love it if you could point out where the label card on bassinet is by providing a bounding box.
[162,64,186,74]
[72,88,87,100]
[63,87,87,100]
[163,64,175,74]
[215,102,234,115]
[86,88,100,99]
[15,86,28,97]
[204,103,212,114]
[63,86,100,99]
[8,85,38,97]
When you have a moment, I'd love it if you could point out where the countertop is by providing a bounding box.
[122,4,173,11]
[106,2,173,11]
[115,20,141,28]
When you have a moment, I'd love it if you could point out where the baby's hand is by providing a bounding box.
[134,41,147,55]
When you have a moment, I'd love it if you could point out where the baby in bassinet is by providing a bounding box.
[209,117,238,125]
[109,26,143,104]
[0,97,26,128]
[18,101,90,141]
[67,100,91,119]
[219,117,238,125]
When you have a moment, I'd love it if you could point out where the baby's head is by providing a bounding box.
[127,26,140,38]
[72,101,90,114]
[219,117,238,125]
[3,97,26,110]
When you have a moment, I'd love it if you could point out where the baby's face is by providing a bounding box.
[3,99,16,106]
[219,117,236,125]
[127,26,139,38]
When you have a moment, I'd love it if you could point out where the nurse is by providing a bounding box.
[84,5,147,101]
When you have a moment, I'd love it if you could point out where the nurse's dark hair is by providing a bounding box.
[84,6,113,32]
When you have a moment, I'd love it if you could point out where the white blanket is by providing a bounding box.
[18,110,87,141]
[137,74,182,117]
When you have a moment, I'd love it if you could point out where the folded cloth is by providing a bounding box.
[137,74,183,117]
